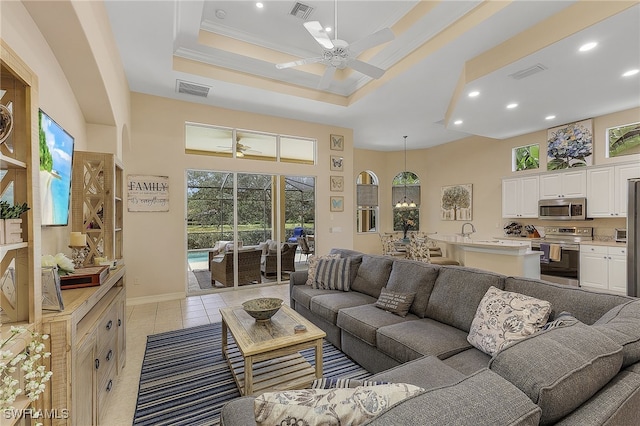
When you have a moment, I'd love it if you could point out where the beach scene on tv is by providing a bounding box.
[39,110,74,226]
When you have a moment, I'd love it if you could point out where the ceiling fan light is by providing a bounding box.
[409,201,416,208]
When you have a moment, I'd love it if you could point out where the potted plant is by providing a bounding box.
[0,201,30,244]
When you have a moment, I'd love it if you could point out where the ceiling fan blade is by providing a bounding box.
[303,21,334,49]
[318,66,337,90]
[276,57,323,69]
[349,59,386,79]
[349,28,394,55]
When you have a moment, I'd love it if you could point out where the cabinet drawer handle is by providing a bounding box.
[106,320,113,330]
[118,319,122,327]
[106,349,113,361]
[95,359,100,370]
[106,380,113,392]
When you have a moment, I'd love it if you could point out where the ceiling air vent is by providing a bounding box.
[509,64,548,80]
[176,80,211,98]
[289,2,314,19]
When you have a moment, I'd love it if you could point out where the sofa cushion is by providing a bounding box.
[489,320,624,425]
[350,255,394,298]
[441,348,491,376]
[337,304,418,346]
[386,259,439,317]
[594,299,640,367]
[291,285,338,310]
[554,369,640,426]
[467,286,551,356]
[253,383,424,426]
[426,266,506,332]
[504,276,633,324]
[310,292,377,324]
[370,355,465,390]
[375,288,415,317]
[312,257,351,291]
[376,318,472,363]
[369,369,541,426]
[305,254,340,286]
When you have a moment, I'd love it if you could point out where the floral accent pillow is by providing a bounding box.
[305,254,340,286]
[254,383,423,426]
[467,286,551,356]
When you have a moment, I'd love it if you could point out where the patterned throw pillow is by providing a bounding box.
[311,378,389,389]
[313,257,351,291]
[254,383,424,426]
[305,254,340,286]
[375,288,416,317]
[467,286,551,356]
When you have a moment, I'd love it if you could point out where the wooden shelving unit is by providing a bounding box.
[72,152,124,265]
[1,39,41,425]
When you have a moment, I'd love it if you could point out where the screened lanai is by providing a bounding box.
[186,170,315,293]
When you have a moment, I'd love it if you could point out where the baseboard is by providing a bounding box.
[127,292,186,306]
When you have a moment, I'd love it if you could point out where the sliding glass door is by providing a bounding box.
[186,170,314,293]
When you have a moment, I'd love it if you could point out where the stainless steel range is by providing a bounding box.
[530,226,593,287]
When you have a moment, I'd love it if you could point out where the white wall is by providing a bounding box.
[124,92,354,300]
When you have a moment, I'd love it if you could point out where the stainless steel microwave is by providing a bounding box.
[538,197,588,220]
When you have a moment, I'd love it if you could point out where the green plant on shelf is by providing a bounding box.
[0,201,30,219]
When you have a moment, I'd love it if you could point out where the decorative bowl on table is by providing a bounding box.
[242,297,283,322]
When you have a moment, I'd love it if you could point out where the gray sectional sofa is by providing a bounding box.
[220,249,640,425]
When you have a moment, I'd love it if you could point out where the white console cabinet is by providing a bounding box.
[580,245,627,295]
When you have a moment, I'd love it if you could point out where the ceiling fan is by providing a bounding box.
[217,136,260,157]
[276,1,395,90]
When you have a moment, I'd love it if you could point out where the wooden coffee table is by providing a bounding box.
[220,304,326,396]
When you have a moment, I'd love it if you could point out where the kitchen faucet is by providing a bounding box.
[461,222,476,238]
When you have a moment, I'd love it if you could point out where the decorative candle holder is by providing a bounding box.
[69,245,89,269]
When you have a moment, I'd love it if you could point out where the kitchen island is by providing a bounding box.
[430,234,542,279]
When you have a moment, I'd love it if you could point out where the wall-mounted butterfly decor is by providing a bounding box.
[330,134,344,151]
[330,196,344,212]
[330,175,344,192]
[330,155,343,171]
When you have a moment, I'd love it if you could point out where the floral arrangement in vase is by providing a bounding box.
[401,218,415,240]
[0,325,53,414]
[41,253,75,275]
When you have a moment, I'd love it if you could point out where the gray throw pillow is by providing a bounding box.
[374,288,416,317]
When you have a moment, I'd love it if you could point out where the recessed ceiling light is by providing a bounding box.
[454,120,463,125]
[545,115,556,120]
[622,69,639,77]
[506,103,518,109]
[325,26,332,33]
[468,91,480,98]
[579,42,597,52]
[256,2,264,8]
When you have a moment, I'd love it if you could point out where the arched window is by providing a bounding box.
[356,171,378,233]
[392,172,420,232]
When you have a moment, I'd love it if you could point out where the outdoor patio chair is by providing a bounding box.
[261,243,297,276]
[210,248,262,286]
[297,236,314,262]
[287,227,305,243]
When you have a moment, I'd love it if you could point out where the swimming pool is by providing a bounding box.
[187,250,210,263]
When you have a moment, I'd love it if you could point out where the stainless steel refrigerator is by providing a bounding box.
[628,178,640,297]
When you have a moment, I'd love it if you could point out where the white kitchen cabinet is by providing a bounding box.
[502,176,539,218]
[615,163,640,216]
[586,163,640,218]
[587,167,615,217]
[539,170,586,199]
[580,245,627,295]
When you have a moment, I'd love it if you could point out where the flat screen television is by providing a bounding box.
[39,110,74,226]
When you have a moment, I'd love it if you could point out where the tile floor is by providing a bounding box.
[100,283,291,426]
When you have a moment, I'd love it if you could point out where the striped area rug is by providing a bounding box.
[133,322,371,426]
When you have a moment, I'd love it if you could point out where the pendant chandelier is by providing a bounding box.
[395,136,417,209]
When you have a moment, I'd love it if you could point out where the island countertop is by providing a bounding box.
[430,234,541,278]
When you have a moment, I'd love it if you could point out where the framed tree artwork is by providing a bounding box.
[441,184,472,221]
